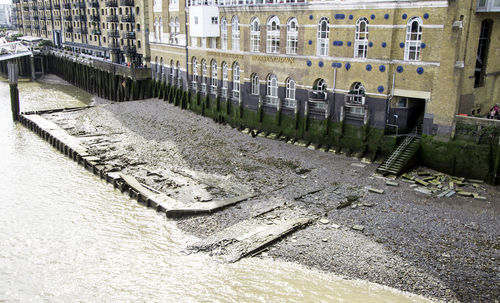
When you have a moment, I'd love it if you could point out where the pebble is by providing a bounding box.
[322,238,328,242]
[319,218,330,224]
[352,225,365,231]
[331,224,340,229]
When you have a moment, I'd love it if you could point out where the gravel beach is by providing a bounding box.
[44,98,499,303]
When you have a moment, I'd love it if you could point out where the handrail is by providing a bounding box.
[379,127,418,171]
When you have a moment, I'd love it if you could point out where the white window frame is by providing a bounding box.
[265,74,279,107]
[350,82,365,105]
[354,17,368,59]
[201,59,207,93]
[211,60,217,94]
[404,16,423,61]
[266,16,280,54]
[232,63,240,99]
[286,18,298,55]
[191,57,198,90]
[169,17,174,43]
[285,78,296,108]
[232,16,240,51]
[221,18,227,50]
[251,73,259,95]
[222,62,228,97]
[317,17,329,56]
[250,17,260,53]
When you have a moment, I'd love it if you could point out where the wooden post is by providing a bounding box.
[8,60,20,121]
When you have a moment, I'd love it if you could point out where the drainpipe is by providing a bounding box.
[184,5,189,88]
[385,71,399,135]
[329,67,336,120]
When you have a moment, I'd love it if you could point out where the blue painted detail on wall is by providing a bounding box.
[402,13,407,19]
[319,61,324,67]
[368,41,373,47]
[333,40,343,46]
[349,14,353,20]
[379,65,386,72]
[417,67,424,74]
[366,64,372,71]
[397,66,404,73]
[399,42,405,48]
[309,15,313,20]
[335,14,345,19]
[331,62,342,68]
[308,40,312,45]
[423,13,429,19]
[384,13,389,19]
[347,41,352,47]
[381,42,387,48]
[345,62,351,70]
[307,60,312,66]
[421,42,426,48]
[370,14,375,20]
[378,85,384,93]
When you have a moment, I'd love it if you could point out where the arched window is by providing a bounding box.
[222,62,228,97]
[169,59,175,83]
[285,78,296,108]
[266,74,278,106]
[176,61,181,85]
[210,60,217,94]
[266,16,280,54]
[232,16,240,51]
[350,82,365,104]
[169,17,175,43]
[221,17,227,50]
[201,59,207,93]
[286,18,298,55]
[404,16,423,61]
[191,57,198,90]
[354,17,368,59]
[251,73,259,95]
[317,17,329,56]
[232,62,240,99]
[158,57,163,80]
[250,17,260,53]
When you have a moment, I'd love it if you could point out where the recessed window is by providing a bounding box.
[211,16,218,24]
[404,16,423,61]
[251,73,259,95]
[354,17,369,58]
[194,16,198,24]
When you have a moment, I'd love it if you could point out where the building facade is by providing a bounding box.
[12,0,500,138]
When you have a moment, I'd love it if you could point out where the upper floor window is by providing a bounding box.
[286,18,298,55]
[191,57,198,88]
[350,82,365,104]
[250,17,260,53]
[251,73,259,95]
[354,17,368,58]
[474,19,492,87]
[169,17,175,42]
[266,16,280,54]
[404,16,423,61]
[317,17,329,56]
[220,18,227,50]
[232,16,240,51]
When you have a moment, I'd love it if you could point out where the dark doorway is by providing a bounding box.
[389,97,426,134]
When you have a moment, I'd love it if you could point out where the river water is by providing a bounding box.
[0,76,430,302]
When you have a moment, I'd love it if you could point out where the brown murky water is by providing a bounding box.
[0,76,431,302]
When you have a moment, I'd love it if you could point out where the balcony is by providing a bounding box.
[120,14,134,22]
[123,45,136,54]
[107,42,120,49]
[74,15,87,21]
[122,31,135,39]
[65,26,73,32]
[89,14,100,22]
[106,15,118,22]
[92,59,151,80]
[477,0,500,12]
[64,15,72,21]
[344,93,365,106]
[90,0,99,7]
[74,1,86,8]
[63,3,71,9]
[92,29,101,35]
[105,0,118,7]
[120,0,134,5]
[107,29,119,37]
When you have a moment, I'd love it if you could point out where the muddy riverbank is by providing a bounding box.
[41,97,499,303]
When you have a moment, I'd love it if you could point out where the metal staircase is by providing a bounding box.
[377,124,422,175]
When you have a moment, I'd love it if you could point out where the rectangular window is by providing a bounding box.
[210,37,217,48]
[397,97,408,108]
[211,17,218,24]
[201,37,206,48]
[194,16,198,24]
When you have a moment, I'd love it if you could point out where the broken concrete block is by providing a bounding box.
[295,140,309,147]
[241,128,250,134]
[352,225,365,231]
[367,187,384,194]
[445,190,456,197]
[307,144,317,150]
[415,178,429,187]
[385,180,399,187]
[449,182,454,190]
[414,187,432,195]
[266,133,279,140]
[422,176,435,182]
[403,179,416,184]
[402,174,414,181]
[410,184,418,188]
[257,132,268,138]
[437,190,451,198]
[468,179,484,184]
[457,191,473,197]
[351,163,366,168]
[417,171,431,176]
[472,193,486,200]
[319,147,328,152]
[362,203,374,207]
